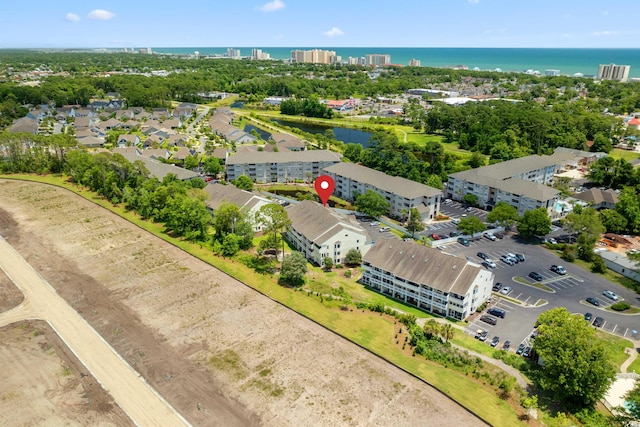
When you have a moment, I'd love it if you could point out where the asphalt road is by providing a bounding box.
[0,237,190,427]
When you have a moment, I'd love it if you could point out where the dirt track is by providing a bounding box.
[0,179,486,426]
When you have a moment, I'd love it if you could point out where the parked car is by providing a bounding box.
[480,315,498,326]
[482,260,497,269]
[483,232,496,241]
[500,286,512,295]
[494,232,504,239]
[475,330,488,341]
[528,271,543,282]
[593,317,605,328]
[522,346,532,358]
[466,207,474,212]
[457,237,470,246]
[530,329,539,339]
[488,307,506,318]
[506,253,518,263]
[492,282,503,292]
[602,290,619,301]
[451,218,460,225]
[503,340,511,351]
[477,252,489,260]
[443,198,452,204]
[584,312,593,322]
[490,336,500,347]
[586,297,600,306]
[369,221,380,226]
[449,231,462,237]
[429,233,442,240]
[516,343,526,355]
[550,265,567,275]
[547,237,558,245]
[515,253,525,262]
[500,255,515,266]
[379,227,390,232]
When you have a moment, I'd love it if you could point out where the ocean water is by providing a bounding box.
[150,47,640,78]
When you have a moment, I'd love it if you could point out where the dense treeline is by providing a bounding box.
[279,98,334,119]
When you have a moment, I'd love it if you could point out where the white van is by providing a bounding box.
[379,227,390,232]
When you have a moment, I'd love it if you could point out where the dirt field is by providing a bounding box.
[0,179,485,426]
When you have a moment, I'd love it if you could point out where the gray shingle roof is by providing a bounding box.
[363,240,483,296]
[202,183,267,211]
[113,150,199,181]
[323,162,441,199]
[574,188,619,205]
[226,150,342,165]
[287,200,367,245]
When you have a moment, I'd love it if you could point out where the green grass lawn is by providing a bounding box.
[609,148,640,161]
[628,353,640,374]
[594,330,634,370]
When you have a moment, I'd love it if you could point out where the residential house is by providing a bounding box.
[117,134,140,147]
[212,147,229,162]
[361,240,493,320]
[151,108,171,120]
[173,103,197,118]
[286,200,372,266]
[172,147,195,161]
[446,154,562,217]
[550,147,607,169]
[226,150,342,183]
[166,134,189,147]
[9,117,38,134]
[573,188,619,210]
[140,148,170,160]
[322,162,442,220]
[210,121,256,144]
[73,116,93,128]
[119,121,139,131]
[161,119,181,130]
[78,135,104,148]
[270,133,306,151]
[101,118,121,131]
[74,108,96,118]
[201,183,271,232]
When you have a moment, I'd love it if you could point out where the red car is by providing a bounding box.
[429,233,443,240]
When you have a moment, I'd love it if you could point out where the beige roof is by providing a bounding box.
[287,201,367,245]
[113,150,198,181]
[498,178,560,200]
[9,117,38,134]
[574,188,619,205]
[363,240,483,296]
[323,162,441,199]
[202,183,268,211]
[226,150,342,165]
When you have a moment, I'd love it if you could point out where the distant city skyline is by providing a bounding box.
[0,0,637,49]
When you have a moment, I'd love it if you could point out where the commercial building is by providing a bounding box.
[597,64,630,82]
[286,201,372,266]
[225,150,341,183]
[361,241,493,320]
[322,162,442,220]
[446,155,561,217]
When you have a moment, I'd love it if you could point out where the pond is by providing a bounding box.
[270,119,374,147]
[243,124,271,141]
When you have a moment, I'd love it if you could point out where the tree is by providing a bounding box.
[202,156,222,176]
[466,151,486,169]
[457,216,486,237]
[221,233,240,257]
[599,209,628,234]
[323,256,333,271]
[564,207,605,261]
[533,307,616,411]
[406,207,424,237]
[616,187,640,234]
[184,155,199,170]
[623,380,640,421]
[343,143,363,162]
[344,248,362,266]
[279,252,307,287]
[462,193,478,206]
[233,175,254,191]
[590,132,612,154]
[255,203,291,258]
[212,202,254,248]
[355,190,390,219]
[486,201,518,229]
[518,207,551,238]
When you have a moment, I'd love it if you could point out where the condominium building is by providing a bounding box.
[348,56,366,66]
[597,64,630,82]
[545,69,560,76]
[226,48,241,59]
[365,54,391,66]
[286,200,372,266]
[202,183,271,232]
[290,49,338,64]
[362,241,493,320]
[251,49,270,60]
[408,58,421,67]
[322,162,442,220]
[225,150,341,183]
[446,155,561,217]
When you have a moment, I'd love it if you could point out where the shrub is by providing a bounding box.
[611,301,630,311]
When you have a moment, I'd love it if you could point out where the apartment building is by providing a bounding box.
[322,162,442,220]
[286,201,372,266]
[290,49,338,64]
[362,241,493,320]
[202,183,271,232]
[597,64,630,82]
[225,150,341,183]
[365,54,391,66]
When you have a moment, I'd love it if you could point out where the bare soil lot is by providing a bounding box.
[0,179,484,426]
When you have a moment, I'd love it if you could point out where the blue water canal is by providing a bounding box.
[269,119,374,147]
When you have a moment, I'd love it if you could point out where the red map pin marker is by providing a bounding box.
[314,175,335,207]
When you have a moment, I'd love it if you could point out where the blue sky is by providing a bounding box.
[0,0,637,49]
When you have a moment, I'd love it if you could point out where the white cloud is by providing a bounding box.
[88,9,115,20]
[593,30,617,36]
[323,27,344,38]
[259,0,285,12]
[65,13,80,22]
[467,0,480,4]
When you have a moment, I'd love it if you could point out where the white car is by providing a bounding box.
[483,232,496,241]
[369,221,380,226]
[500,286,512,295]
[482,260,497,269]
[451,218,460,225]
[602,290,619,301]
